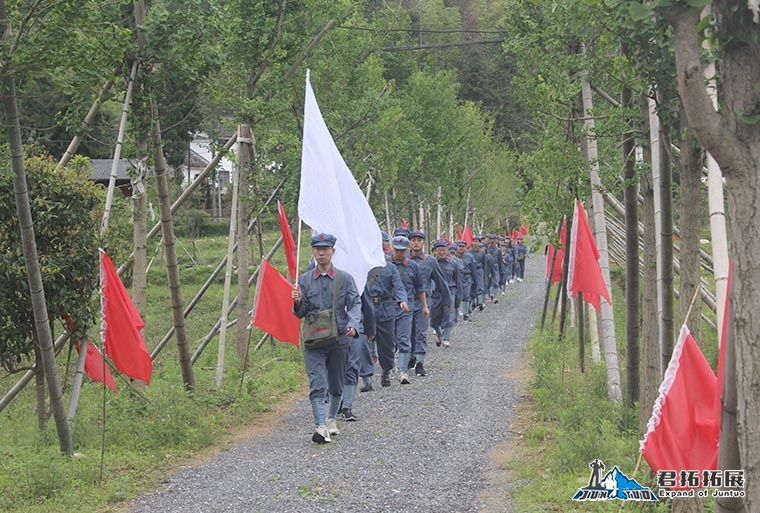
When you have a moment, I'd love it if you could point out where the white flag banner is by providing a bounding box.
[298,70,386,291]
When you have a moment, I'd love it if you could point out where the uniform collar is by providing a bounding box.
[313,266,336,279]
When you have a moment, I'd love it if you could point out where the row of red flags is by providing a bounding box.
[546,200,725,484]
[86,194,726,483]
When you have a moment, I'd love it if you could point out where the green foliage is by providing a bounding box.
[0,155,103,371]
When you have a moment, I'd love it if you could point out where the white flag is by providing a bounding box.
[298,70,386,291]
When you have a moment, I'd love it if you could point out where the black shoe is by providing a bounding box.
[360,382,374,392]
[341,408,358,421]
[478,304,484,311]
[435,334,442,347]
[408,356,417,369]
[381,375,391,387]
[415,362,426,377]
[493,298,499,304]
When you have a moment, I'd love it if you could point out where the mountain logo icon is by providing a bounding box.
[572,460,658,501]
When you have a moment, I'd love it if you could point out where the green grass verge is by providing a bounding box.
[0,232,308,513]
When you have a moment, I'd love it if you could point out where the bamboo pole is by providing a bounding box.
[153,114,194,391]
[581,65,621,403]
[68,60,138,423]
[191,238,284,364]
[149,182,283,359]
[215,132,241,387]
[56,79,114,170]
[116,133,237,276]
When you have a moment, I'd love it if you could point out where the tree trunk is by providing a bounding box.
[678,109,703,337]
[580,70,622,403]
[664,5,760,509]
[659,120,676,369]
[2,68,73,455]
[620,54,640,407]
[639,142,661,437]
[152,116,195,391]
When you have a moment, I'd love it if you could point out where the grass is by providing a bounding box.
[508,273,720,512]
[0,229,311,513]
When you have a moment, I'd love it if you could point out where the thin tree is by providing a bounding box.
[620,43,640,407]
[152,113,194,391]
[0,0,72,453]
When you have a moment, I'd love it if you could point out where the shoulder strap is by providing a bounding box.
[366,267,381,291]
[332,269,343,311]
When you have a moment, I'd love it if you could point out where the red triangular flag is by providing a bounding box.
[545,243,564,285]
[402,219,409,228]
[567,201,610,312]
[251,259,300,347]
[76,341,117,392]
[521,224,529,236]
[640,325,719,485]
[456,224,463,240]
[277,200,298,281]
[552,248,564,285]
[559,217,567,247]
[100,249,152,384]
[463,225,473,248]
[512,229,520,241]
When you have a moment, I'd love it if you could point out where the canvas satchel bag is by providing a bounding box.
[301,270,342,349]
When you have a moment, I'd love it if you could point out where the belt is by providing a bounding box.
[372,297,391,303]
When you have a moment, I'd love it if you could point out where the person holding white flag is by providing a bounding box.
[297,70,386,293]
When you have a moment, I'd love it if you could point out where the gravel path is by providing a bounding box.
[131,260,545,513]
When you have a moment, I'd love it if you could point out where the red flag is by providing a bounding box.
[463,225,473,248]
[402,219,409,228]
[521,224,528,236]
[251,259,300,347]
[567,201,610,312]
[512,229,520,241]
[546,243,564,285]
[456,224,463,240]
[277,200,298,281]
[552,248,564,285]
[76,341,117,392]
[640,325,719,485]
[100,249,152,384]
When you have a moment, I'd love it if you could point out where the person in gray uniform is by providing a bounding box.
[388,235,426,384]
[430,239,461,348]
[408,230,451,376]
[365,249,408,387]
[455,240,476,321]
[292,233,362,444]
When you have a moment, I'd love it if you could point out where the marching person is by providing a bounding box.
[365,242,408,387]
[455,240,476,321]
[292,233,362,444]
[513,236,529,281]
[408,230,450,376]
[389,235,426,384]
[430,239,461,348]
[340,289,376,420]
